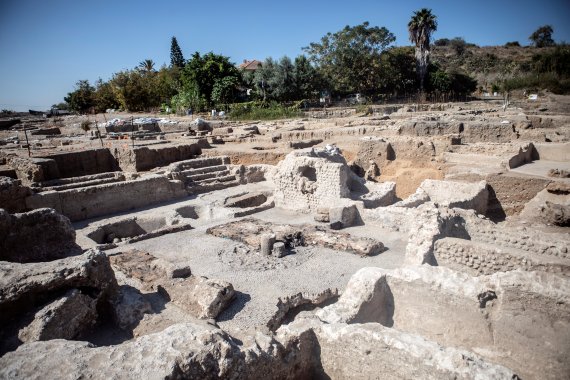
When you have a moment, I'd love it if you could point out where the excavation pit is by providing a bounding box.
[85,216,192,247]
[223,192,267,208]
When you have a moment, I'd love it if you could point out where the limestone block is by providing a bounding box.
[112,286,153,330]
[157,276,235,319]
[316,265,570,380]
[0,176,30,213]
[0,249,117,312]
[295,321,519,380]
[393,187,429,208]
[273,149,352,212]
[18,289,97,342]
[313,213,329,223]
[153,258,191,279]
[0,208,80,263]
[329,204,359,229]
[28,175,187,222]
[419,179,489,214]
[0,323,248,380]
[359,181,396,208]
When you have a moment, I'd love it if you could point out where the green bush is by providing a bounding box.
[80,121,91,131]
[228,101,302,121]
[501,72,570,94]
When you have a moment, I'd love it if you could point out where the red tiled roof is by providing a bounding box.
[238,60,262,70]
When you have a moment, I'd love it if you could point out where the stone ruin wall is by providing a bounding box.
[273,153,351,212]
[25,175,187,221]
[434,237,568,276]
[3,143,205,186]
[112,142,204,172]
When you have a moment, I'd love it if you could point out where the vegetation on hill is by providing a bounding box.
[62,21,568,115]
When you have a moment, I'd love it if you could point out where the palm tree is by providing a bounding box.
[408,8,437,94]
[138,59,155,73]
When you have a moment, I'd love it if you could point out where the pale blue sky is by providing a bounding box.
[1,0,569,111]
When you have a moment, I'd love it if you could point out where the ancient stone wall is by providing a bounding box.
[40,149,118,179]
[0,208,80,262]
[7,156,60,184]
[534,142,570,161]
[112,143,203,172]
[25,175,187,221]
[316,266,570,379]
[434,236,569,276]
[273,150,352,212]
[0,176,30,212]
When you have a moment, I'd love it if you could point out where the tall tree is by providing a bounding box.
[293,55,320,99]
[64,80,95,113]
[170,37,185,68]
[138,59,156,73]
[529,25,555,48]
[272,56,296,101]
[379,47,417,96]
[254,57,277,101]
[304,22,395,95]
[408,8,438,93]
[93,78,119,113]
[181,52,241,106]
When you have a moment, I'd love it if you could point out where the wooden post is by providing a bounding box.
[131,117,135,149]
[23,128,31,157]
[94,120,104,147]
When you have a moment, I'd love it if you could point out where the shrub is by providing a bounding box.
[80,121,91,131]
[228,101,302,121]
[501,72,570,94]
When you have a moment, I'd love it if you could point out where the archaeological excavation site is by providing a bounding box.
[0,96,569,379]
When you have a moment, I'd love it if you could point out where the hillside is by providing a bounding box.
[431,44,561,92]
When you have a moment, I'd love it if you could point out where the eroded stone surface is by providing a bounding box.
[316,266,570,380]
[0,208,80,263]
[18,289,97,342]
[207,217,384,256]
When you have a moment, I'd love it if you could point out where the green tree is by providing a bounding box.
[110,70,155,111]
[182,52,241,107]
[211,76,239,106]
[138,59,156,73]
[529,25,555,48]
[448,71,477,97]
[52,102,69,110]
[93,78,119,112]
[171,80,205,114]
[272,56,296,101]
[293,55,320,99]
[64,80,94,113]
[427,69,451,93]
[154,66,180,106]
[254,57,277,101]
[408,8,438,93]
[449,37,467,56]
[170,36,185,68]
[379,46,418,96]
[434,38,450,46]
[304,22,395,95]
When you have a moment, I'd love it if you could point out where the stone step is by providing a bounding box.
[180,164,228,177]
[37,172,120,187]
[176,156,230,170]
[195,174,236,184]
[186,169,231,182]
[43,177,124,192]
[188,180,240,194]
